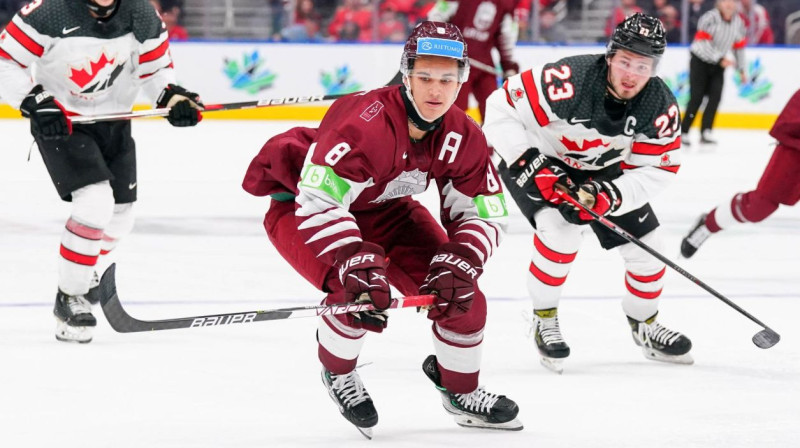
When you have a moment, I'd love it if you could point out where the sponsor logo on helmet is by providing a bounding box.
[416,38,464,59]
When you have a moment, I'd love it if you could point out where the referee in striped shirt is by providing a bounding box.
[680,0,747,146]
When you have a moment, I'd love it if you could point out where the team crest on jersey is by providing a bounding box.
[660,153,671,166]
[560,136,608,152]
[370,168,428,203]
[510,88,524,102]
[68,51,126,94]
[360,101,384,122]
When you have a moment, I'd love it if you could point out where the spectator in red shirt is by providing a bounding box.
[606,0,644,37]
[328,0,372,41]
[150,0,189,41]
[739,0,774,44]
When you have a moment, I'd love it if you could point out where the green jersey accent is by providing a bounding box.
[474,193,509,218]
[300,165,351,203]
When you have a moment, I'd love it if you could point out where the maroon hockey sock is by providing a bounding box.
[705,209,722,233]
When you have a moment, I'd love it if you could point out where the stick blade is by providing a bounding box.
[752,328,780,349]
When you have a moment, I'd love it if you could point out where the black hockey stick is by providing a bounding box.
[97,264,434,333]
[70,93,356,124]
[557,189,780,349]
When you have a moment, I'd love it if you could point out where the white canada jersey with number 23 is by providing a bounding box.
[483,54,682,216]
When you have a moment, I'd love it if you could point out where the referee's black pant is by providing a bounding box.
[681,53,725,135]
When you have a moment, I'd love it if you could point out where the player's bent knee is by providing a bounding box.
[70,181,115,227]
[741,191,780,223]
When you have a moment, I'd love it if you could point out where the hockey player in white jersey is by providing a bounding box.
[0,0,203,343]
[483,13,692,372]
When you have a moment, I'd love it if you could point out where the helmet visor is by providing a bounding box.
[607,45,660,78]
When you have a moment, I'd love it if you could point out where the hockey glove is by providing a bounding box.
[558,180,622,225]
[420,243,482,321]
[334,241,391,333]
[508,147,576,206]
[156,84,204,127]
[20,85,72,141]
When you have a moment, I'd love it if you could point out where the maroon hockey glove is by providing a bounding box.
[334,241,391,332]
[156,84,204,127]
[420,243,483,321]
[501,60,520,80]
[558,180,622,225]
[507,147,576,206]
[20,85,72,141]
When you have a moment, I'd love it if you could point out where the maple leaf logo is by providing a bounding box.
[69,52,116,90]
[660,153,671,166]
[560,136,608,152]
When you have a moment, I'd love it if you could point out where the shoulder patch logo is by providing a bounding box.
[360,101,384,122]
[660,153,671,166]
[510,88,524,102]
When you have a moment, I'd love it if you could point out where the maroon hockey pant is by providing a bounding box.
[263,197,488,393]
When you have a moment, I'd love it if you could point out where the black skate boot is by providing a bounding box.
[422,355,523,431]
[628,313,693,365]
[321,368,378,439]
[84,271,102,305]
[700,129,718,145]
[54,290,96,343]
[533,308,570,374]
[680,214,712,259]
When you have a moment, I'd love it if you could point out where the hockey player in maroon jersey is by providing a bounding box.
[0,0,203,343]
[243,22,521,437]
[681,89,800,257]
[483,13,692,373]
[428,0,520,122]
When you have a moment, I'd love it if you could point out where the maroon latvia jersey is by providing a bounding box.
[243,86,508,265]
[428,0,518,74]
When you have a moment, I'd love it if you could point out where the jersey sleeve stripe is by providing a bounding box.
[520,70,550,127]
[139,61,174,79]
[657,165,680,173]
[139,39,170,64]
[0,47,26,68]
[5,21,44,57]
[631,137,681,155]
[502,80,514,107]
[733,38,747,49]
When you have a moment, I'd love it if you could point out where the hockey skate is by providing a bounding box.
[422,355,523,431]
[54,290,96,343]
[321,368,378,439]
[532,308,570,374]
[700,129,718,146]
[628,313,693,365]
[680,214,711,259]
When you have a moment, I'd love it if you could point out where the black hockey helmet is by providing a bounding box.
[400,21,470,83]
[607,13,666,64]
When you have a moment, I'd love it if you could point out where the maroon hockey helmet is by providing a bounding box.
[400,21,470,83]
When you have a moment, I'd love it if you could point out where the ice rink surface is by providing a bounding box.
[1,119,798,448]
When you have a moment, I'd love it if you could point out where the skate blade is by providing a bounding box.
[454,415,524,431]
[356,426,373,440]
[55,319,93,344]
[540,356,564,374]
[641,347,694,365]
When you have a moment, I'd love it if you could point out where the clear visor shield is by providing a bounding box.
[401,57,469,83]
[607,47,660,78]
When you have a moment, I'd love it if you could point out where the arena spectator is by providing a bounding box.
[538,7,569,42]
[606,0,644,37]
[739,0,774,44]
[328,0,372,41]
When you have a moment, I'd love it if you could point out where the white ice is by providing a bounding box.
[1,119,798,448]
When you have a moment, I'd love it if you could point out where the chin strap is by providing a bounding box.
[86,0,119,18]
[400,84,443,133]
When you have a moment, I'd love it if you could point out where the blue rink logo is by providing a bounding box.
[416,38,464,58]
[320,65,362,95]
[223,50,277,94]
[733,57,772,103]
